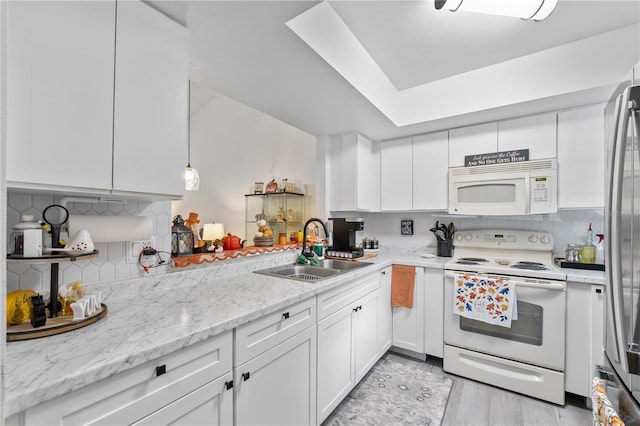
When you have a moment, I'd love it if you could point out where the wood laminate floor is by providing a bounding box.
[420,355,593,426]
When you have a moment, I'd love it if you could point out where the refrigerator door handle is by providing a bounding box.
[609,87,633,371]
[608,92,626,365]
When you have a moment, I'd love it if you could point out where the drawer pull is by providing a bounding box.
[353,306,362,312]
[225,380,234,390]
[155,365,167,377]
[282,312,290,320]
[242,372,250,381]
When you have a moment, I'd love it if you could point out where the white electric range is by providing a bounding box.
[442,229,568,405]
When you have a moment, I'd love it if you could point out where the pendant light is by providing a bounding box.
[184,80,200,191]
[435,0,559,21]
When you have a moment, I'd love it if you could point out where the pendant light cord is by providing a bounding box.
[187,79,191,167]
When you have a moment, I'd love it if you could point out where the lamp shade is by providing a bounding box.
[184,165,200,191]
[203,223,225,241]
[435,0,558,21]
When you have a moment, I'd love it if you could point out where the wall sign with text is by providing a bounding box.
[465,149,529,166]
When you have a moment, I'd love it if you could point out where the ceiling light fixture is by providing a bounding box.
[184,80,200,191]
[434,0,559,21]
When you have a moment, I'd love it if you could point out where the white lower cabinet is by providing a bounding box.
[316,273,380,424]
[233,297,317,426]
[12,331,233,426]
[392,267,425,353]
[565,281,605,397]
[391,267,444,358]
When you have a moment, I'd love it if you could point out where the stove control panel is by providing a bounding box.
[453,229,554,251]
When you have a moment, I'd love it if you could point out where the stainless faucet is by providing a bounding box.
[301,218,329,257]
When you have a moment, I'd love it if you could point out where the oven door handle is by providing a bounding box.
[444,270,565,291]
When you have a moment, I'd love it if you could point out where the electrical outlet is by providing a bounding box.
[126,239,154,264]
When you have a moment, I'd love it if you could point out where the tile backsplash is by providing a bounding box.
[6,192,172,294]
[355,209,605,256]
[7,189,604,295]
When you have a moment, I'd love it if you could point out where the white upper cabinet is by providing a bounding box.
[498,113,557,160]
[448,123,497,167]
[412,131,448,210]
[448,113,557,167]
[328,132,379,212]
[6,0,187,199]
[380,137,413,211]
[634,59,640,84]
[6,1,115,191]
[557,104,605,208]
[112,0,187,198]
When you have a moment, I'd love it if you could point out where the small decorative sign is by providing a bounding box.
[464,149,529,167]
[401,219,414,236]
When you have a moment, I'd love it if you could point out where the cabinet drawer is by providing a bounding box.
[317,273,379,321]
[23,331,232,425]
[235,297,316,366]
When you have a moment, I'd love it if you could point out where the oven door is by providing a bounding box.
[444,270,566,371]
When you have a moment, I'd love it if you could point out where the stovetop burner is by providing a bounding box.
[511,262,548,271]
[456,257,489,265]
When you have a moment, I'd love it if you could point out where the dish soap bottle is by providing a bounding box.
[581,223,596,264]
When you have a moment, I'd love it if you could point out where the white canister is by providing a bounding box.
[23,228,43,257]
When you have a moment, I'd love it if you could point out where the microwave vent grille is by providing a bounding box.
[450,159,556,176]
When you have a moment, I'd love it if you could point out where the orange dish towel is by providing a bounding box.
[391,265,416,308]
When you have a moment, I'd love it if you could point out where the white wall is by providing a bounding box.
[172,84,317,241]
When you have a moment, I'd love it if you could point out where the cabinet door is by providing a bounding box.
[498,113,557,160]
[354,290,380,382]
[327,133,357,211]
[378,267,392,354]
[380,137,413,210]
[392,267,425,353]
[134,372,233,426]
[565,282,606,397]
[112,0,187,197]
[234,326,316,426]
[448,123,497,167]
[317,305,354,424]
[327,133,379,212]
[412,132,448,210]
[6,1,114,191]
[557,105,605,208]
[424,269,444,358]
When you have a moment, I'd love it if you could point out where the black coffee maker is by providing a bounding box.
[328,218,364,259]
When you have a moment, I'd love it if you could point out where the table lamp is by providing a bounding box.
[203,223,225,252]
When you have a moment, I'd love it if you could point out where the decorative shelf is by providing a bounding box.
[7,250,100,265]
[7,304,108,342]
[173,244,302,268]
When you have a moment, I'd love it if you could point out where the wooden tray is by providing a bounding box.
[7,304,108,342]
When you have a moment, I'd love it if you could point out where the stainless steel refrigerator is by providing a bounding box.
[599,73,640,424]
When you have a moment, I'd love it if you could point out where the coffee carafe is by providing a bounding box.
[327,217,364,259]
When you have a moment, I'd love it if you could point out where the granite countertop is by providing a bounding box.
[4,250,450,418]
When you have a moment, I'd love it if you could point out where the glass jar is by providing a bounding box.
[565,244,582,263]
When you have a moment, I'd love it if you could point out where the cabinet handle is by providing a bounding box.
[225,380,234,390]
[282,312,290,320]
[155,365,167,377]
[353,305,362,312]
[596,288,603,294]
[242,372,250,381]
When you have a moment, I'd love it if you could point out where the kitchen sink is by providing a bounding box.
[316,259,368,270]
[253,260,372,283]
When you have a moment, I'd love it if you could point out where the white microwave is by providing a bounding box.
[448,159,557,216]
